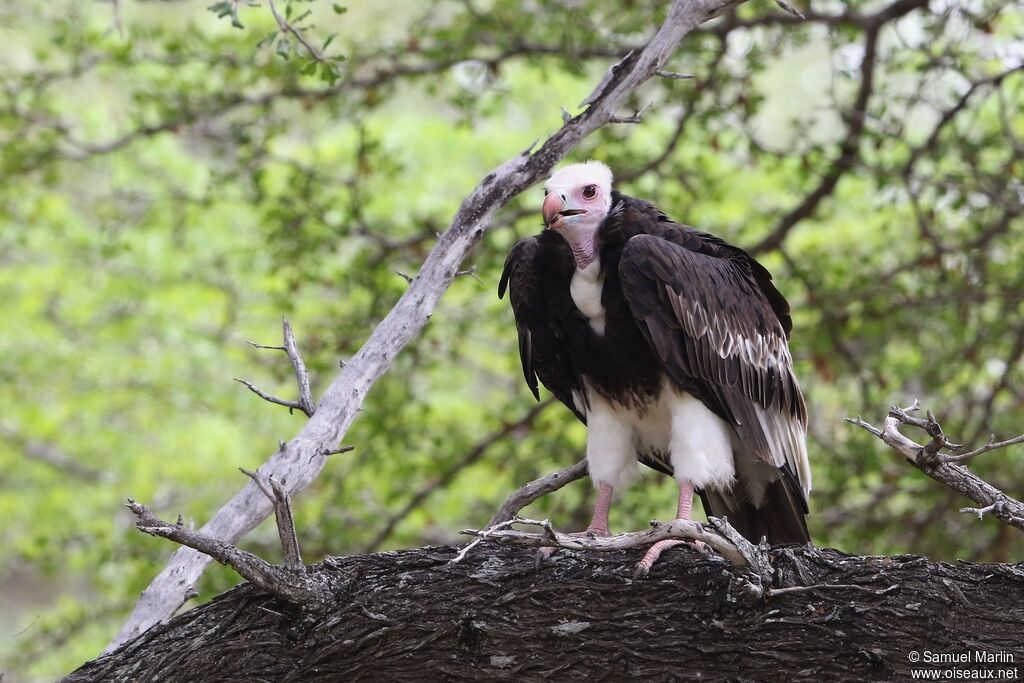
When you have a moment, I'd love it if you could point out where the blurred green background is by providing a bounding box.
[1,0,1021,679]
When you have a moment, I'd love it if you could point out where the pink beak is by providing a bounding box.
[542,191,564,229]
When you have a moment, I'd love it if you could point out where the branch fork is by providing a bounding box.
[237,317,316,417]
[126,468,326,606]
[847,400,1024,532]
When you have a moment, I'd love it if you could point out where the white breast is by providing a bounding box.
[570,261,606,334]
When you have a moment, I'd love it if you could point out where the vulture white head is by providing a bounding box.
[542,160,613,268]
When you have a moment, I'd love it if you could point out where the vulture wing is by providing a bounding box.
[499,232,587,423]
[618,216,810,542]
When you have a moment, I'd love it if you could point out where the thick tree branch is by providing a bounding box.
[70,545,1024,681]
[847,402,1024,532]
[108,0,749,652]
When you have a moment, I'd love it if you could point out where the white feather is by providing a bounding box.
[570,261,607,334]
[584,381,736,492]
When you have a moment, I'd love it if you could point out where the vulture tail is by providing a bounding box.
[698,479,810,545]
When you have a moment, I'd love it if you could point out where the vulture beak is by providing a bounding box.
[543,192,586,229]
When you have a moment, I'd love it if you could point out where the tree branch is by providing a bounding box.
[238,317,315,417]
[125,498,320,605]
[488,459,589,527]
[459,515,772,594]
[108,0,750,652]
[846,402,1024,532]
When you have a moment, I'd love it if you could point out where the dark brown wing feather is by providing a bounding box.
[613,200,810,540]
[499,233,586,423]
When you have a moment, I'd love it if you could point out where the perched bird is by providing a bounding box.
[499,160,811,571]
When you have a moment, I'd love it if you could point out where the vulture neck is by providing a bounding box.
[559,224,600,270]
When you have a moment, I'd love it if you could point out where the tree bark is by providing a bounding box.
[66,545,1024,681]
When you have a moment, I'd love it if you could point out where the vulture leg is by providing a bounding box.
[634,480,709,578]
[535,483,613,565]
[586,481,614,536]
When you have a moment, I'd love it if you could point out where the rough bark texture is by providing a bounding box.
[68,545,1024,681]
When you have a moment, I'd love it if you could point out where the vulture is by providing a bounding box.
[499,160,811,569]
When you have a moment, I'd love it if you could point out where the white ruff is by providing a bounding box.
[570,261,606,334]
[585,382,736,491]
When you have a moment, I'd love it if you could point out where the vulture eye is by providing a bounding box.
[543,189,549,196]
[582,184,597,199]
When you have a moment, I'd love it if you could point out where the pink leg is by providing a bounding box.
[634,481,707,578]
[536,482,613,565]
[586,482,614,536]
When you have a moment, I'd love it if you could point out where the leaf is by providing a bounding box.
[333,4,347,13]
[276,38,293,60]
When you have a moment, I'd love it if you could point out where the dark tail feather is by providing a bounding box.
[699,478,810,545]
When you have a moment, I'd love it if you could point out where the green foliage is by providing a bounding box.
[1,0,1022,679]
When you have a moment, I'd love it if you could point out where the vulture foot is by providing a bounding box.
[634,537,712,579]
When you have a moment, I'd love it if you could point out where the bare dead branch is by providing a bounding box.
[234,378,308,415]
[944,433,1024,465]
[848,402,1024,533]
[237,318,315,417]
[110,0,752,650]
[281,318,316,417]
[125,499,320,605]
[240,468,303,571]
[460,516,772,592]
[488,459,589,527]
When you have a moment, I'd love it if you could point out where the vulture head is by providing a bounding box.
[542,160,613,233]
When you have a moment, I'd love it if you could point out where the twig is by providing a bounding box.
[488,459,588,527]
[281,318,316,417]
[267,0,324,62]
[655,69,694,79]
[240,468,303,571]
[449,517,524,564]
[944,433,1024,465]
[238,318,315,417]
[775,0,806,20]
[234,378,308,415]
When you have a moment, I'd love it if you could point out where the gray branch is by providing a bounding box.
[846,402,1024,532]
[125,499,321,605]
[239,317,315,417]
[488,459,588,527]
[108,0,750,652]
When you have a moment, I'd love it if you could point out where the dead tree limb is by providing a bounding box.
[239,317,316,417]
[847,401,1024,532]
[107,0,750,652]
[487,460,588,527]
[125,467,326,606]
